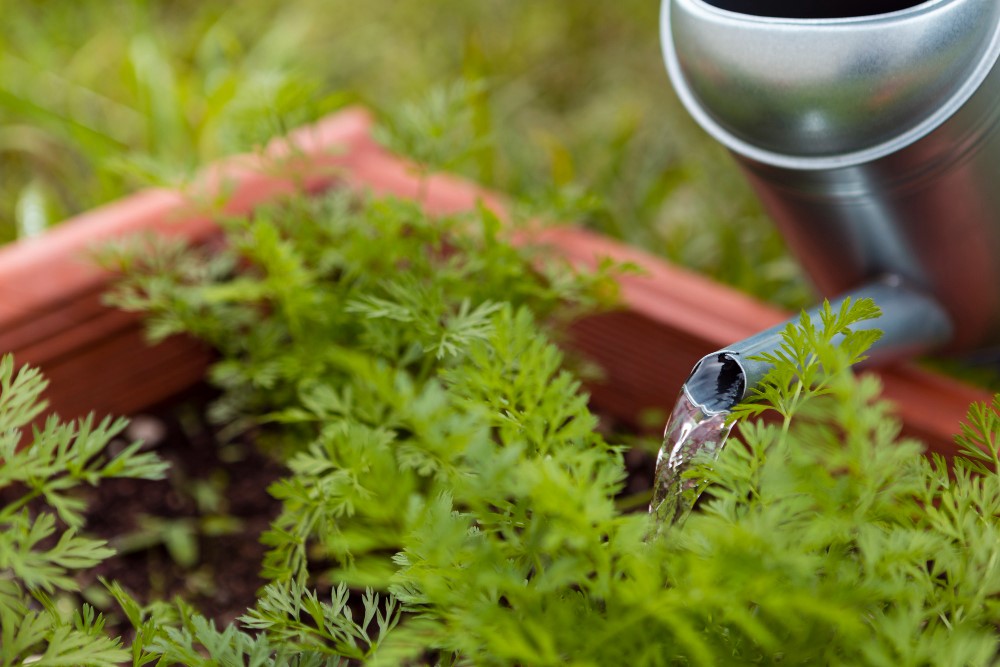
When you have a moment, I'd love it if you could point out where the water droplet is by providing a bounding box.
[649,389,734,528]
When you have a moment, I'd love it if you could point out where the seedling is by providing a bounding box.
[0,354,168,666]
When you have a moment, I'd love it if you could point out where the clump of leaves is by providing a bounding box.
[105,192,1000,665]
[374,80,494,189]
[101,192,620,442]
[0,354,168,666]
[1,1,346,242]
[678,299,1000,664]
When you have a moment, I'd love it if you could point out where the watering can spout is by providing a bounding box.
[683,278,953,414]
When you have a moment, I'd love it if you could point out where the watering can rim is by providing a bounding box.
[662,0,1000,170]
[674,0,949,26]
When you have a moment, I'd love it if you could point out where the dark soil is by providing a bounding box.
[69,385,659,638]
[76,385,286,635]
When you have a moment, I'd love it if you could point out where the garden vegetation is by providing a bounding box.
[4,3,1000,664]
[2,192,1000,665]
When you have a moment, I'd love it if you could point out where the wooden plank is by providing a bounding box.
[0,107,376,419]
[39,328,210,419]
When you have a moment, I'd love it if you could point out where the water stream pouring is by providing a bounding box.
[652,0,1000,525]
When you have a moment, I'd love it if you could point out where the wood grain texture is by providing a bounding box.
[0,108,375,419]
[0,107,989,456]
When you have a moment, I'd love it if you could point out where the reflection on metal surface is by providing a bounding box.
[664,0,1000,164]
[661,0,1000,354]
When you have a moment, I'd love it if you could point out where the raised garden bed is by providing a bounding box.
[6,106,1000,665]
[0,106,989,456]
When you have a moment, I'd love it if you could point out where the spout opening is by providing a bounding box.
[683,352,747,415]
[702,0,929,20]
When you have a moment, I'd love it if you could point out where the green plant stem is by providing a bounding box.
[1,486,42,518]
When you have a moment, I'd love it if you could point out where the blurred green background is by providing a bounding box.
[0,0,807,305]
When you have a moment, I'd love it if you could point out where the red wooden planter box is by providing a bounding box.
[0,107,990,455]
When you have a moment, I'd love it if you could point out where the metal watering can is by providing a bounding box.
[661,0,1000,411]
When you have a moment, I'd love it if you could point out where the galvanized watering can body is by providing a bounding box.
[662,0,1000,355]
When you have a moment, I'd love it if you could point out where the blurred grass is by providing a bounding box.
[0,0,808,306]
